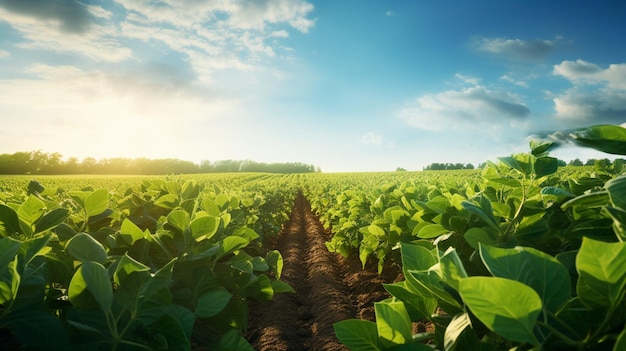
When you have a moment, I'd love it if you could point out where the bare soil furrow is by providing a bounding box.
[247,192,402,351]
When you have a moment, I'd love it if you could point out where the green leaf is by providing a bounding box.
[571,124,626,155]
[534,156,559,177]
[218,329,255,351]
[69,261,113,312]
[155,194,179,209]
[270,279,295,294]
[606,175,626,209]
[444,312,472,351]
[439,247,468,291]
[166,210,190,233]
[530,140,558,158]
[113,253,150,286]
[34,208,69,234]
[383,282,437,321]
[120,218,147,245]
[85,189,109,217]
[499,154,533,176]
[195,288,232,318]
[375,300,412,347]
[334,319,382,351]
[17,195,46,227]
[576,237,626,309]
[0,237,21,304]
[0,204,20,236]
[464,227,497,250]
[190,216,220,241]
[400,242,437,272]
[4,309,70,349]
[417,223,450,239]
[459,277,541,346]
[149,313,190,351]
[266,250,283,279]
[462,199,500,232]
[479,244,571,312]
[605,206,626,241]
[65,232,108,264]
[216,236,249,259]
[614,327,626,351]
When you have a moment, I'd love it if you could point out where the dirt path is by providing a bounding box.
[247,193,401,351]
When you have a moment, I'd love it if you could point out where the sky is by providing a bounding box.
[1,0,625,172]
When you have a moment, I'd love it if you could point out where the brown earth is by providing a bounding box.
[246,192,402,351]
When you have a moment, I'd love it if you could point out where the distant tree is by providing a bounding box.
[557,159,567,167]
[569,158,584,166]
[396,167,407,172]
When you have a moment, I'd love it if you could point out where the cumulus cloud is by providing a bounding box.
[554,59,626,89]
[473,36,557,61]
[399,85,530,131]
[0,0,92,33]
[552,59,626,125]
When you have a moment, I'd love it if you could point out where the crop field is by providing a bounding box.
[1,125,626,351]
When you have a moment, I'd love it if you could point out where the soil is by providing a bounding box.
[246,192,403,351]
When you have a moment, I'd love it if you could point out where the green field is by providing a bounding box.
[1,125,626,350]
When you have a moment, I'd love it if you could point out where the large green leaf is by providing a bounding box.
[534,156,559,177]
[0,204,20,237]
[334,319,382,351]
[190,216,220,241]
[400,242,437,272]
[34,208,69,234]
[417,223,450,239]
[383,281,437,321]
[576,237,626,309]
[195,288,232,318]
[113,253,150,286]
[0,237,21,304]
[17,195,45,227]
[166,210,190,233]
[120,218,148,245]
[444,312,472,351]
[69,261,113,312]
[85,189,109,217]
[148,313,190,351]
[4,308,71,349]
[65,232,108,264]
[374,300,412,348]
[479,244,571,312]
[439,247,468,291]
[571,124,626,155]
[459,277,541,346]
[606,175,626,210]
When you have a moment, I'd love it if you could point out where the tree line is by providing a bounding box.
[421,158,625,171]
[0,151,319,175]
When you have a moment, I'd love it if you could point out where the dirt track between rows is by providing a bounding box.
[247,193,402,351]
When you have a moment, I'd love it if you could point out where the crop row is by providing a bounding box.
[0,174,298,350]
[301,124,626,350]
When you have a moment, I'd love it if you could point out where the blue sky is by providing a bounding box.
[1,0,625,172]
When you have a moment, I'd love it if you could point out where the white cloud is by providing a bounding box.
[0,49,9,58]
[554,59,626,89]
[551,59,626,125]
[473,37,557,61]
[361,132,383,145]
[455,73,480,85]
[399,85,530,131]
[0,7,132,62]
[500,74,528,87]
[553,88,626,123]
[386,11,395,16]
